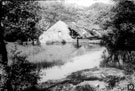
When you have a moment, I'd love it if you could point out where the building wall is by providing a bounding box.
[39,21,73,44]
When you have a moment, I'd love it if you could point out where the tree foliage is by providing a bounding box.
[38,1,112,31]
[0,1,9,90]
[103,0,135,52]
[0,1,41,91]
[73,2,111,29]
[7,55,39,91]
[38,1,79,31]
[101,0,135,73]
[2,1,41,42]
[0,46,40,91]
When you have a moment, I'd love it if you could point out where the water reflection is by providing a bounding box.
[37,42,104,82]
[29,42,99,67]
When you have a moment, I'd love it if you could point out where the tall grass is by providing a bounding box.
[7,42,65,69]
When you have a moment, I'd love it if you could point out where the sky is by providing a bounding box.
[65,0,113,7]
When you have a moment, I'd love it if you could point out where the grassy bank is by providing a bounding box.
[6,42,63,68]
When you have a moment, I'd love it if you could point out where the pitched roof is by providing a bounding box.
[66,22,88,36]
[47,20,92,37]
[47,20,68,31]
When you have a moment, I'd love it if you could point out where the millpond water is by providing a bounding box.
[37,42,105,83]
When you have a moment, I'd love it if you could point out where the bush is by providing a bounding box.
[75,84,96,91]
[101,0,135,74]
[122,51,135,74]
[2,1,41,42]
[7,54,40,91]
[101,50,135,74]
[105,75,121,89]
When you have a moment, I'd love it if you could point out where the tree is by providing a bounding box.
[101,0,135,73]
[0,1,41,91]
[38,1,79,31]
[103,0,135,51]
[2,1,41,42]
[0,1,9,90]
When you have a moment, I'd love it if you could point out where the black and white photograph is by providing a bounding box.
[0,0,135,91]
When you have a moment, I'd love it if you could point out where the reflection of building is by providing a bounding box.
[39,20,91,44]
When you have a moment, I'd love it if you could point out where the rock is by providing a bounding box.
[49,83,74,91]
[39,67,126,91]
[78,81,108,90]
[67,68,125,82]
[75,84,96,91]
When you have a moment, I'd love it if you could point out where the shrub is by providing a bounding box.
[105,75,121,89]
[75,84,96,91]
[101,0,135,74]
[101,50,135,75]
[7,54,40,91]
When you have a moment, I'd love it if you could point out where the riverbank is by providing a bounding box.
[38,67,135,91]
[37,46,135,91]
